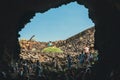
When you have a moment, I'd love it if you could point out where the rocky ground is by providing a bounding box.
[19,27,96,69]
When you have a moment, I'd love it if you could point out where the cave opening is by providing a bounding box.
[19,2,94,42]
[18,2,98,74]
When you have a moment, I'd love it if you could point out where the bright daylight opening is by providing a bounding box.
[18,2,98,80]
[19,2,94,42]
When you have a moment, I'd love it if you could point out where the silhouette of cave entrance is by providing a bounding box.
[0,0,120,80]
[19,2,96,73]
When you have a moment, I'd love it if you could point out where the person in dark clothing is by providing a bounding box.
[78,51,85,68]
[67,54,72,69]
[35,60,43,78]
[22,61,29,80]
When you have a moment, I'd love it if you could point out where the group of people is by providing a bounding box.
[66,46,98,69]
[0,42,99,80]
[0,60,43,80]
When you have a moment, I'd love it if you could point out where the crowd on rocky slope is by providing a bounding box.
[9,27,98,80]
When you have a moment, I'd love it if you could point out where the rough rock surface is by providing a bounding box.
[19,27,95,62]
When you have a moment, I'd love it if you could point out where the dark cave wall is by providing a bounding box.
[77,1,120,79]
[89,1,120,80]
[0,1,23,71]
[0,0,120,79]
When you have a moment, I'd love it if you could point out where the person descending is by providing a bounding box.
[19,60,29,80]
[35,60,43,78]
[23,61,29,80]
[67,54,72,69]
[78,50,85,68]
[52,57,57,71]
[88,52,94,66]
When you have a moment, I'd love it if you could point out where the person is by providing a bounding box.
[52,57,58,70]
[48,41,53,47]
[84,45,90,54]
[53,58,57,67]
[0,71,7,80]
[67,54,72,69]
[78,51,85,68]
[88,52,94,66]
[82,67,92,80]
[35,60,43,78]
[22,61,29,79]
[57,61,63,71]
[18,66,24,80]
[93,50,99,63]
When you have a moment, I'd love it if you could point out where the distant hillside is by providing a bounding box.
[54,27,95,53]
[67,27,94,40]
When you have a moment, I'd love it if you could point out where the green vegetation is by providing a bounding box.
[42,46,63,53]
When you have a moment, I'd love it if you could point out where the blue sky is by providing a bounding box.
[19,2,94,42]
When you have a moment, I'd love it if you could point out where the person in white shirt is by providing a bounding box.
[84,45,90,54]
